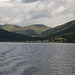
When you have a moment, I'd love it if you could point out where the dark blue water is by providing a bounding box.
[0,43,75,75]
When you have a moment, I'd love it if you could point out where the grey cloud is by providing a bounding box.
[0,0,75,27]
[22,0,39,3]
[30,10,47,19]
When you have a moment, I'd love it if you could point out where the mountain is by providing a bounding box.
[39,20,75,39]
[0,28,44,42]
[0,20,74,42]
[0,24,50,36]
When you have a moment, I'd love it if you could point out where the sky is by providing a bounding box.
[0,0,75,27]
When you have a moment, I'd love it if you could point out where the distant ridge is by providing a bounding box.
[0,24,50,36]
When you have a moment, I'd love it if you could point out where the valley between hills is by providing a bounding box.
[0,20,75,43]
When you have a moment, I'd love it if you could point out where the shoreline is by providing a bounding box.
[0,42,74,44]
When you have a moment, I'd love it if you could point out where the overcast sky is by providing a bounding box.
[0,0,75,27]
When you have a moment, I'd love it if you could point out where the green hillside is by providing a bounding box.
[0,24,49,36]
[0,20,75,42]
[49,32,75,43]
[39,20,75,39]
[0,28,44,42]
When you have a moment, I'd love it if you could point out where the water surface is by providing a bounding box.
[0,43,75,75]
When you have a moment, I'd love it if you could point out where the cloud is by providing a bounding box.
[0,0,75,27]
[1,17,11,23]
[22,0,39,3]
[51,6,65,16]
[0,0,10,2]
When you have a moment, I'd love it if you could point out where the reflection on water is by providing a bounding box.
[0,43,75,75]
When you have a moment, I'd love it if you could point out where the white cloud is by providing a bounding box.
[51,6,65,15]
[1,17,10,22]
[0,0,75,27]
[0,0,10,2]
[10,18,23,24]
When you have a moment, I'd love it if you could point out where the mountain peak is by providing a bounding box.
[32,24,49,28]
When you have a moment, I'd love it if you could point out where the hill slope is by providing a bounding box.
[49,32,75,43]
[39,20,75,39]
[0,28,43,42]
[0,24,50,36]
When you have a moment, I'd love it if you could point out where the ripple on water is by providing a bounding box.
[0,43,75,75]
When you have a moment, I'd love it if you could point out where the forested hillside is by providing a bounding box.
[39,20,75,39]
